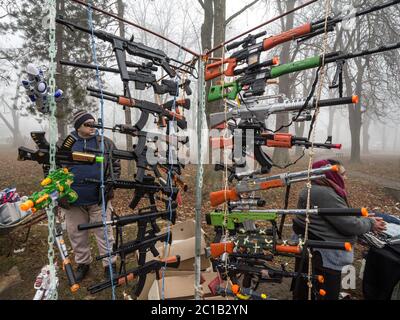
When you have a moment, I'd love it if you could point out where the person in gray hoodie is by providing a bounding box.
[291,159,386,300]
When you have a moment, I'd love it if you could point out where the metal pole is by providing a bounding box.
[194,57,206,300]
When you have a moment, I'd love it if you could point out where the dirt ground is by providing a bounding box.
[0,147,399,300]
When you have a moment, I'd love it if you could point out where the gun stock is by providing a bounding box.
[210,189,239,207]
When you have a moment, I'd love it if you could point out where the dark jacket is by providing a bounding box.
[59,131,121,208]
[293,184,374,244]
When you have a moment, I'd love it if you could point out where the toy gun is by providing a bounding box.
[53,223,80,293]
[205,0,400,81]
[210,95,358,129]
[88,123,189,146]
[78,207,178,232]
[20,168,78,213]
[207,207,368,229]
[22,63,63,114]
[87,87,187,131]
[212,131,342,152]
[87,256,181,295]
[56,17,176,78]
[95,232,172,262]
[60,60,193,96]
[216,284,270,300]
[209,41,400,101]
[85,175,180,211]
[18,132,103,170]
[209,165,339,207]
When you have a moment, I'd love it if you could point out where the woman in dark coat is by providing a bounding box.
[291,159,386,300]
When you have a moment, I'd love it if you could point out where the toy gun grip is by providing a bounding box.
[210,189,239,207]
[210,242,234,258]
[263,23,312,51]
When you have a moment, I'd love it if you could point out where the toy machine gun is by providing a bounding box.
[21,63,63,114]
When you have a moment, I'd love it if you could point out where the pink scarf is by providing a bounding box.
[312,160,348,200]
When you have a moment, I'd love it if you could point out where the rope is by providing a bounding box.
[303,0,332,300]
[44,0,58,300]
[87,2,116,300]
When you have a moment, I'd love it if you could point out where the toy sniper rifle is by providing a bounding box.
[87,87,188,131]
[210,95,358,129]
[208,207,367,230]
[209,165,339,207]
[209,41,400,101]
[205,0,400,81]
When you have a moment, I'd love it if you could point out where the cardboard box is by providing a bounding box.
[142,220,211,271]
[137,270,194,300]
[148,271,219,300]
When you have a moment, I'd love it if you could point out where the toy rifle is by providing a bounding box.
[87,87,188,131]
[212,131,342,152]
[88,123,189,146]
[205,0,400,81]
[59,60,192,96]
[85,174,180,211]
[18,132,103,171]
[20,168,78,213]
[209,165,339,207]
[56,16,176,82]
[209,41,400,101]
[210,95,358,129]
[88,256,181,295]
[207,207,368,229]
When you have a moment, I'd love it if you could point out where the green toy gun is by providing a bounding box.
[206,208,368,231]
[20,168,78,213]
[208,41,400,101]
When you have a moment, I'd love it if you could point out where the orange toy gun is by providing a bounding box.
[209,165,339,207]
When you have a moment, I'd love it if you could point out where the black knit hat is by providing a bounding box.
[73,110,95,130]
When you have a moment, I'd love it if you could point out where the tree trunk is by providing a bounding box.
[200,0,214,118]
[11,74,23,146]
[347,67,363,163]
[362,115,370,155]
[206,0,226,116]
[55,0,67,140]
[272,0,295,166]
